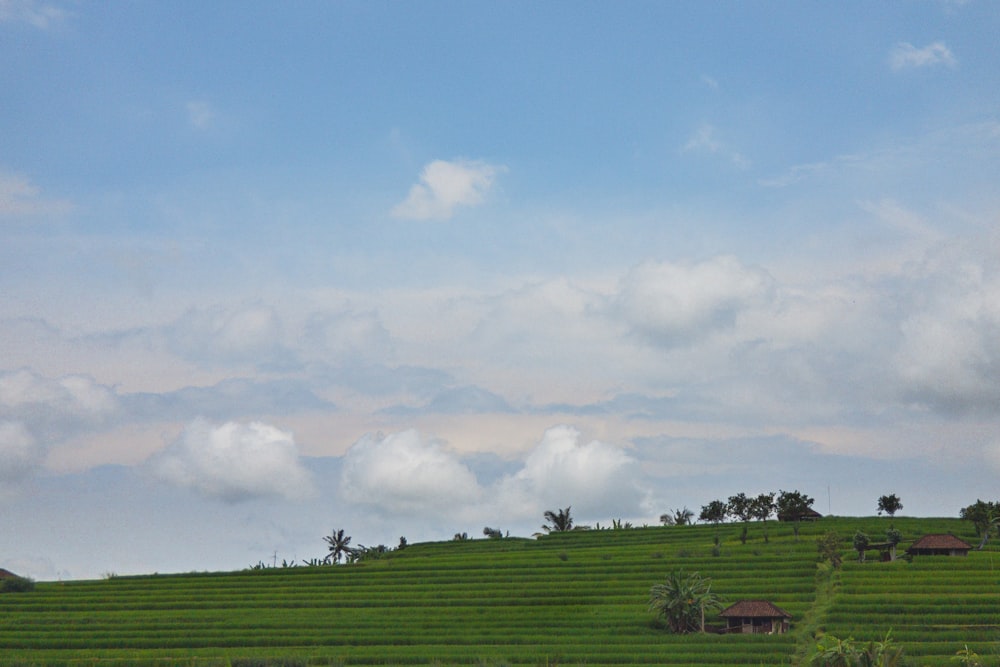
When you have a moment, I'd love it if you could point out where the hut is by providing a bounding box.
[777,507,822,522]
[907,534,972,557]
[718,600,792,634]
[0,568,20,579]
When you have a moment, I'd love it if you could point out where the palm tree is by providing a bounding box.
[648,570,723,634]
[542,506,574,533]
[323,529,352,564]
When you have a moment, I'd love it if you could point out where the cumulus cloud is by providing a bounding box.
[495,425,649,521]
[613,256,773,346]
[0,369,118,427]
[0,421,42,487]
[340,429,481,515]
[391,159,504,220]
[0,0,66,28]
[0,370,119,487]
[0,171,72,217]
[150,419,314,502]
[889,41,957,70]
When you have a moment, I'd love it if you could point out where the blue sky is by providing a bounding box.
[2,1,1000,580]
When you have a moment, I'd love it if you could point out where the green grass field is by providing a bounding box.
[1,517,996,666]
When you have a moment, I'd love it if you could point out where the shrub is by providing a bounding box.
[1,576,35,593]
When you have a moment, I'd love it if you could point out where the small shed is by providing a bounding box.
[777,507,823,522]
[718,600,792,634]
[907,534,972,557]
[0,568,20,579]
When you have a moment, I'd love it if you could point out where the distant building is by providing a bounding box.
[777,507,822,522]
[907,534,972,557]
[718,600,791,634]
[0,568,20,579]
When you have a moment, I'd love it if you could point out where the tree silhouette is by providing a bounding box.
[727,493,754,544]
[323,529,353,564]
[877,494,903,522]
[542,506,574,533]
[776,489,815,541]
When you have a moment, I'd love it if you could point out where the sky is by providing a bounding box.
[2,0,999,581]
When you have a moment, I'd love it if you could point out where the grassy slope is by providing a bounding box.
[0,517,996,666]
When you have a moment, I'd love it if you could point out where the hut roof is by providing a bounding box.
[719,600,791,619]
[909,534,972,550]
[0,568,19,579]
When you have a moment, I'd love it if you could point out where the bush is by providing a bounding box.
[1,576,35,593]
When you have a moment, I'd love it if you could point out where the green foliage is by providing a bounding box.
[1,575,35,593]
[959,499,1000,549]
[660,507,693,526]
[853,531,870,563]
[877,494,903,519]
[777,489,816,540]
[0,516,988,667]
[542,506,573,533]
[698,499,727,525]
[809,631,905,667]
[648,570,723,634]
[817,531,843,568]
[952,644,983,667]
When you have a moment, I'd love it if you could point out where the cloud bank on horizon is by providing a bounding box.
[2,1,999,580]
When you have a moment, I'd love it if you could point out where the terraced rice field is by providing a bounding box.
[0,517,996,666]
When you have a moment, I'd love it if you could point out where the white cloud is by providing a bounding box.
[150,419,314,502]
[340,429,481,515]
[682,124,749,168]
[894,255,1000,413]
[0,369,118,422]
[0,421,41,487]
[391,159,504,220]
[0,171,72,217]
[613,256,773,346]
[495,425,649,522]
[889,41,957,71]
[0,0,66,28]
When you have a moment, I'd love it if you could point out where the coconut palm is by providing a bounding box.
[542,506,574,533]
[323,529,353,564]
[648,570,723,634]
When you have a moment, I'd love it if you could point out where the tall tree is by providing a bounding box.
[960,499,1000,550]
[542,506,574,533]
[322,529,353,564]
[776,489,816,541]
[752,492,776,543]
[727,493,754,544]
[698,500,727,525]
[877,494,903,522]
[648,570,723,634]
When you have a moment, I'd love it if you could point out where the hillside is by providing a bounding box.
[0,517,996,666]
